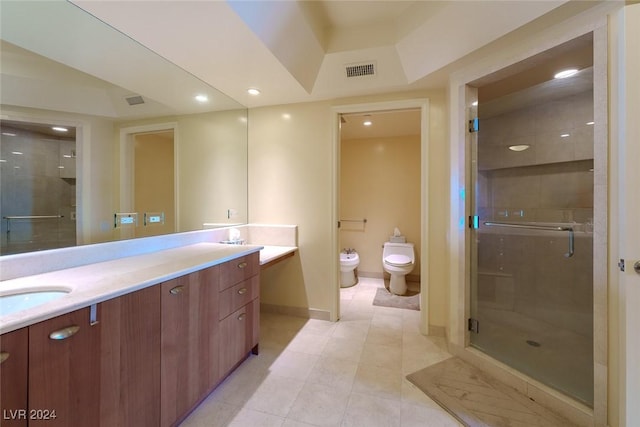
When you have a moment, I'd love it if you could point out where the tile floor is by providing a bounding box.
[180,277,462,427]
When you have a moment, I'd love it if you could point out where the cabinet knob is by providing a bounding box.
[237,287,248,295]
[237,313,246,321]
[237,262,248,269]
[49,325,80,340]
[0,352,9,364]
[169,285,184,295]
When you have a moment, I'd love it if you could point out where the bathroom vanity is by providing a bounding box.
[0,242,262,427]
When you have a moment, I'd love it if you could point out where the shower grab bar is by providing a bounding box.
[4,215,64,220]
[483,221,574,258]
[3,215,64,234]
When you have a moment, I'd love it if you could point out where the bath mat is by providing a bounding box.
[406,357,577,427]
[372,287,419,311]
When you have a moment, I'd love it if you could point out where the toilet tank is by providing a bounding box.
[382,242,414,261]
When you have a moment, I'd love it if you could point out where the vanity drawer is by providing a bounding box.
[219,299,259,376]
[219,252,259,291]
[219,275,259,320]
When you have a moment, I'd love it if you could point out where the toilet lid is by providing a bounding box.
[384,254,412,266]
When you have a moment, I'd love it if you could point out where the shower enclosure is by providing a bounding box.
[0,121,77,255]
[469,70,595,406]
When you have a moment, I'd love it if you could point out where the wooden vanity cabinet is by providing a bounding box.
[218,252,260,377]
[25,285,161,427]
[160,266,220,427]
[0,250,260,427]
[28,306,102,426]
[0,327,29,427]
[100,285,161,427]
[219,298,260,376]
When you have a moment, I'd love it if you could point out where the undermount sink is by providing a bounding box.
[0,289,70,316]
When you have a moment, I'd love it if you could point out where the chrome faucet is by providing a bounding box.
[343,248,356,254]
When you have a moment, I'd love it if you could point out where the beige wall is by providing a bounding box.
[116,109,248,232]
[340,134,421,278]
[133,132,175,238]
[249,89,450,327]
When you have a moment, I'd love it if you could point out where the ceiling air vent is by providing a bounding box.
[125,95,145,106]
[345,62,376,78]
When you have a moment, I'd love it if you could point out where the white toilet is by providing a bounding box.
[340,249,360,287]
[382,242,415,295]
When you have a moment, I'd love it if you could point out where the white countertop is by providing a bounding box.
[259,245,298,267]
[0,243,263,334]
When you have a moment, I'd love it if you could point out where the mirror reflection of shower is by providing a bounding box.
[0,120,77,255]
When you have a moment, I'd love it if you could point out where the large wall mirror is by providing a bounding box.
[0,0,248,255]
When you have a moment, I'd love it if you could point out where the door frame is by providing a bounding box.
[448,18,610,427]
[331,99,429,333]
[611,4,640,426]
[119,122,178,238]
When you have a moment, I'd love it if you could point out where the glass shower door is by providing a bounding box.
[469,85,595,407]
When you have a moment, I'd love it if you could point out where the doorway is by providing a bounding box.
[331,99,429,331]
[132,130,175,238]
[468,37,595,404]
[119,123,177,239]
[450,27,608,424]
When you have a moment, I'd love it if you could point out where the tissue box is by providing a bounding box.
[389,236,406,243]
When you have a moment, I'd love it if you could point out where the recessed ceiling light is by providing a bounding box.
[586,121,595,125]
[12,151,23,155]
[554,69,579,79]
[363,115,372,126]
[247,88,261,96]
[195,94,208,103]
[2,132,16,137]
[52,126,68,132]
[561,133,570,138]
[508,145,530,152]
[472,101,478,106]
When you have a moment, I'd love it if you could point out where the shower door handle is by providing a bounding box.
[483,222,575,257]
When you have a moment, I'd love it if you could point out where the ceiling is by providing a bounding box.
[1,0,602,142]
[67,0,575,108]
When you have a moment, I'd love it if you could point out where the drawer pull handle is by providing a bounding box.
[237,288,248,295]
[169,285,184,295]
[0,352,9,364]
[237,262,248,269]
[237,313,246,321]
[49,325,80,340]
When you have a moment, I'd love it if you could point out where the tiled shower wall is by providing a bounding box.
[0,126,76,254]
[478,89,594,224]
[475,88,594,335]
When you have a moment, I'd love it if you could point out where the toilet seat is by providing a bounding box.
[384,254,412,267]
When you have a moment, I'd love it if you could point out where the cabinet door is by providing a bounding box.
[100,286,161,427]
[219,298,259,377]
[0,328,28,427]
[28,307,101,426]
[161,266,220,426]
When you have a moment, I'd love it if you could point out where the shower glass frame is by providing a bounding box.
[468,77,595,407]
